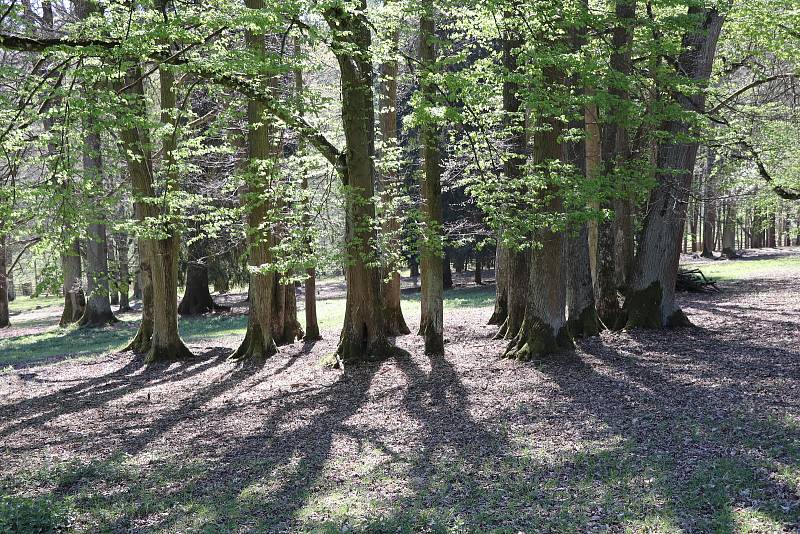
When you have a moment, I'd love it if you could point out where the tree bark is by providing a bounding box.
[417,1,445,355]
[119,68,189,361]
[624,7,724,328]
[295,42,321,342]
[378,6,411,337]
[325,2,389,363]
[233,0,279,361]
[271,280,303,345]
[59,240,85,326]
[115,231,131,311]
[505,68,572,359]
[721,200,738,259]
[596,0,635,329]
[488,240,508,324]
[178,239,218,315]
[474,255,482,285]
[494,8,530,337]
[78,105,118,327]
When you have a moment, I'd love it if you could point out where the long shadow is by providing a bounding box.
[136,353,385,532]
[536,336,800,531]
[0,348,231,443]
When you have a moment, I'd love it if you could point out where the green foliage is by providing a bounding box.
[0,495,69,534]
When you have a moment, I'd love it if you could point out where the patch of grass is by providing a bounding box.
[683,257,800,281]
[8,295,62,314]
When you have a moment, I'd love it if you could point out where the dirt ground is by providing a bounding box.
[1,259,799,532]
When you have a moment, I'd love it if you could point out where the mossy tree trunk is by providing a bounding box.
[417,0,444,355]
[624,7,724,328]
[505,68,572,360]
[325,2,389,364]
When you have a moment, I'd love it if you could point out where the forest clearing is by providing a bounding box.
[1,250,800,532]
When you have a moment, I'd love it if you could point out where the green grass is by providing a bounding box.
[0,285,496,367]
[8,295,62,314]
[682,257,800,281]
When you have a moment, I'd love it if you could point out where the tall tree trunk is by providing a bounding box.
[233,0,279,361]
[78,109,118,327]
[295,42,321,342]
[564,4,601,339]
[505,70,572,358]
[418,0,444,355]
[474,255,482,285]
[494,7,530,338]
[119,68,189,361]
[701,150,717,258]
[596,0,635,329]
[325,2,389,363]
[624,7,724,328]
[0,234,9,328]
[378,6,410,337]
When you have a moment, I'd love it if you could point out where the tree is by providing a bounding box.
[324,1,389,364]
[624,7,725,328]
[0,234,9,328]
[417,0,445,355]
[232,0,280,361]
[378,0,411,337]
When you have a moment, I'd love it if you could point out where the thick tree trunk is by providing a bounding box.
[624,8,724,328]
[505,68,572,359]
[417,2,445,355]
[59,240,85,326]
[78,120,117,327]
[596,0,635,329]
[233,2,278,361]
[378,13,410,337]
[326,2,389,363]
[271,280,303,345]
[0,235,9,328]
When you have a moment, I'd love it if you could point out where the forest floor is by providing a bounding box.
[1,249,799,533]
